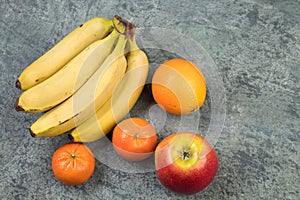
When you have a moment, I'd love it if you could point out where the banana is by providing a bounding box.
[15,29,119,113]
[30,34,128,137]
[70,30,149,142]
[16,17,113,90]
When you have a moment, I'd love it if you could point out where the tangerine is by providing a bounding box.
[52,143,95,186]
[112,117,157,161]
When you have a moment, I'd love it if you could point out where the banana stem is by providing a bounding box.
[112,34,127,57]
[125,22,136,41]
[113,15,126,34]
[113,16,138,55]
[107,28,119,38]
[101,28,119,44]
[113,15,136,40]
[125,22,139,54]
[127,35,139,52]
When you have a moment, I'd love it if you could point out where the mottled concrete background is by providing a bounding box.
[0,0,299,199]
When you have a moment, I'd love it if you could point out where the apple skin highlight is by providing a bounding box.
[155,132,218,195]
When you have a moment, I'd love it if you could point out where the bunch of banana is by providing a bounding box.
[15,16,149,142]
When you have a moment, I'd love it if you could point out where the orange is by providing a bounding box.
[112,117,157,161]
[52,143,95,186]
[151,58,206,115]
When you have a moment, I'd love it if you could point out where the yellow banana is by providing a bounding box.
[16,17,113,90]
[15,30,119,113]
[30,34,128,137]
[70,32,149,142]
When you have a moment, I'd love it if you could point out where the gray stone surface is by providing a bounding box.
[0,0,299,199]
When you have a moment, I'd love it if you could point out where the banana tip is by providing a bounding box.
[15,80,21,89]
[14,98,25,112]
[68,133,74,141]
[29,128,36,138]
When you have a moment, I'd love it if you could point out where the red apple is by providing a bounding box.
[155,132,218,195]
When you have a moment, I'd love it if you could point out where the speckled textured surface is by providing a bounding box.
[0,0,299,199]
